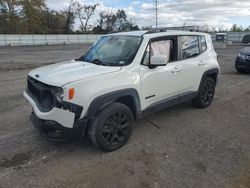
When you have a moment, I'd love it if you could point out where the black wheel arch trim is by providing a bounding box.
[198,68,219,91]
[86,88,141,120]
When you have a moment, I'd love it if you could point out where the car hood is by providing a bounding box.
[29,60,122,87]
[240,47,250,55]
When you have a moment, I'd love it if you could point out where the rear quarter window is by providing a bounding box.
[179,36,199,60]
[199,35,207,53]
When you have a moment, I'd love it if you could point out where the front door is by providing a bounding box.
[140,37,182,110]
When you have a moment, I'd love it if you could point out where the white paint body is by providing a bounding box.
[23,31,220,128]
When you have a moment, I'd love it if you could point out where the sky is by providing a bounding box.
[47,0,250,30]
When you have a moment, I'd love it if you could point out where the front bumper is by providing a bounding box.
[23,91,75,128]
[235,58,250,71]
[30,113,87,142]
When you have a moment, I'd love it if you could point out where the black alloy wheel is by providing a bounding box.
[200,78,215,106]
[102,111,131,146]
[192,77,216,108]
[88,102,133,151]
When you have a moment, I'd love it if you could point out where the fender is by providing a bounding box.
[197,68,219,94]
[86,88,141,120]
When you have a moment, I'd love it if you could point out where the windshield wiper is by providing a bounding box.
[75,56,84,61]
[91,59,108,66]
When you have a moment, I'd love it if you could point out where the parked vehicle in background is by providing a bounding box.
[242,34,250,45]
[23,30,220,151]
[216,33,227,42]
[235,47,250,73]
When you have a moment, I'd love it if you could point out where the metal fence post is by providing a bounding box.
[45,34,47,45]
[4,35,7,46]
[32,35,35,45]
[19,35,21,46]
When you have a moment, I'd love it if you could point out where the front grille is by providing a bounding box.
[27,76,54,112]
[27,76,83,121]
[28,78,41,103]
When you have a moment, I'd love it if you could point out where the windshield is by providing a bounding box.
[78,35,142,66]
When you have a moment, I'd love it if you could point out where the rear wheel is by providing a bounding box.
[88,102,133,151]
[192,77,215,108]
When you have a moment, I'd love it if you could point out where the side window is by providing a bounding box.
[199,36,207,52]
[142,40,173,65]
[180,36,199,59]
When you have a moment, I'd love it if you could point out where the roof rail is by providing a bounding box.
[144,28,167,34]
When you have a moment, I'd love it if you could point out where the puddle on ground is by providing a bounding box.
[0,152,31,168]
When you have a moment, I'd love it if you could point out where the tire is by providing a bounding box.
[236,67,244,73]
[192,77,216,108]
[88,102,134,151]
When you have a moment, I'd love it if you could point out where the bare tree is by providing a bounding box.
[73,1,98,32]
[0,0,21,33]
[96,9,138,32]
[64,0,75,34]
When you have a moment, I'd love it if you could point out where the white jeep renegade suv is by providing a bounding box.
[24,30,220,151]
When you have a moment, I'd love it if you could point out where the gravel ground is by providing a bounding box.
[0,44,250,188]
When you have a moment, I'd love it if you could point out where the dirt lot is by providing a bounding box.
[0,44,250,188]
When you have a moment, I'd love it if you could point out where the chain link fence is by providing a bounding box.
[0,34,101,47]
[1,32,250,47]
[210,32,250,43]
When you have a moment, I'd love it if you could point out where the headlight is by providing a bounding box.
[54,88,64,103]
[62,102,83,120]
[238,53,247,60]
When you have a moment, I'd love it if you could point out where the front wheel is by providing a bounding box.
[236,67,244,73]
[88,102,133,151]
[192,77,216,108]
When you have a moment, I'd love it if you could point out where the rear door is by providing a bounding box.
[177,35,207,94]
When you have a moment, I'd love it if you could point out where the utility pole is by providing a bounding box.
[153,0,159,29]
[182,22,186,31]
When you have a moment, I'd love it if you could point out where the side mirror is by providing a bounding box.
[150,55,168,66]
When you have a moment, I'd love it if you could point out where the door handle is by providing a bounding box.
[199,61,206,66]
[171,66,182,73]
